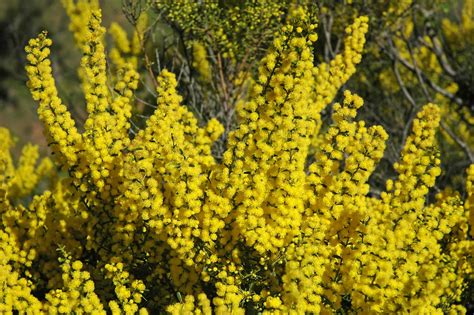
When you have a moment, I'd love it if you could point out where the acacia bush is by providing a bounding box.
[1,0,473,314]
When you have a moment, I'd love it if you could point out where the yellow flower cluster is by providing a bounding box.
[108,13,148,70]
[311,15,369,147]
[61,0,102,97]
[104,261,148,315]
[0,1,472,314]
[0,128,53,200]
[63,0,144,114]
[25,32,82,168]
[192,41,212,82]
[224,6,319,256]
[349,105,469,313]
[0,263,42,313]
[155,0,286,62]
[467,165,474,238]
[43,257,105,314]
[61,0,100,51]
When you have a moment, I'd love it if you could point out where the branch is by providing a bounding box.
[392,60,416,108]
[384,40,464,107]
[419,35,457,77]
[440,121,474,163]
[403,32,432,102]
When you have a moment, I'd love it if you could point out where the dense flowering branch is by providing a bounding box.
[0,1,472,314]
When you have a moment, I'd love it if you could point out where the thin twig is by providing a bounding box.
[134,96,156,108]
[440,121,474,163]
[384,40,464,106]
